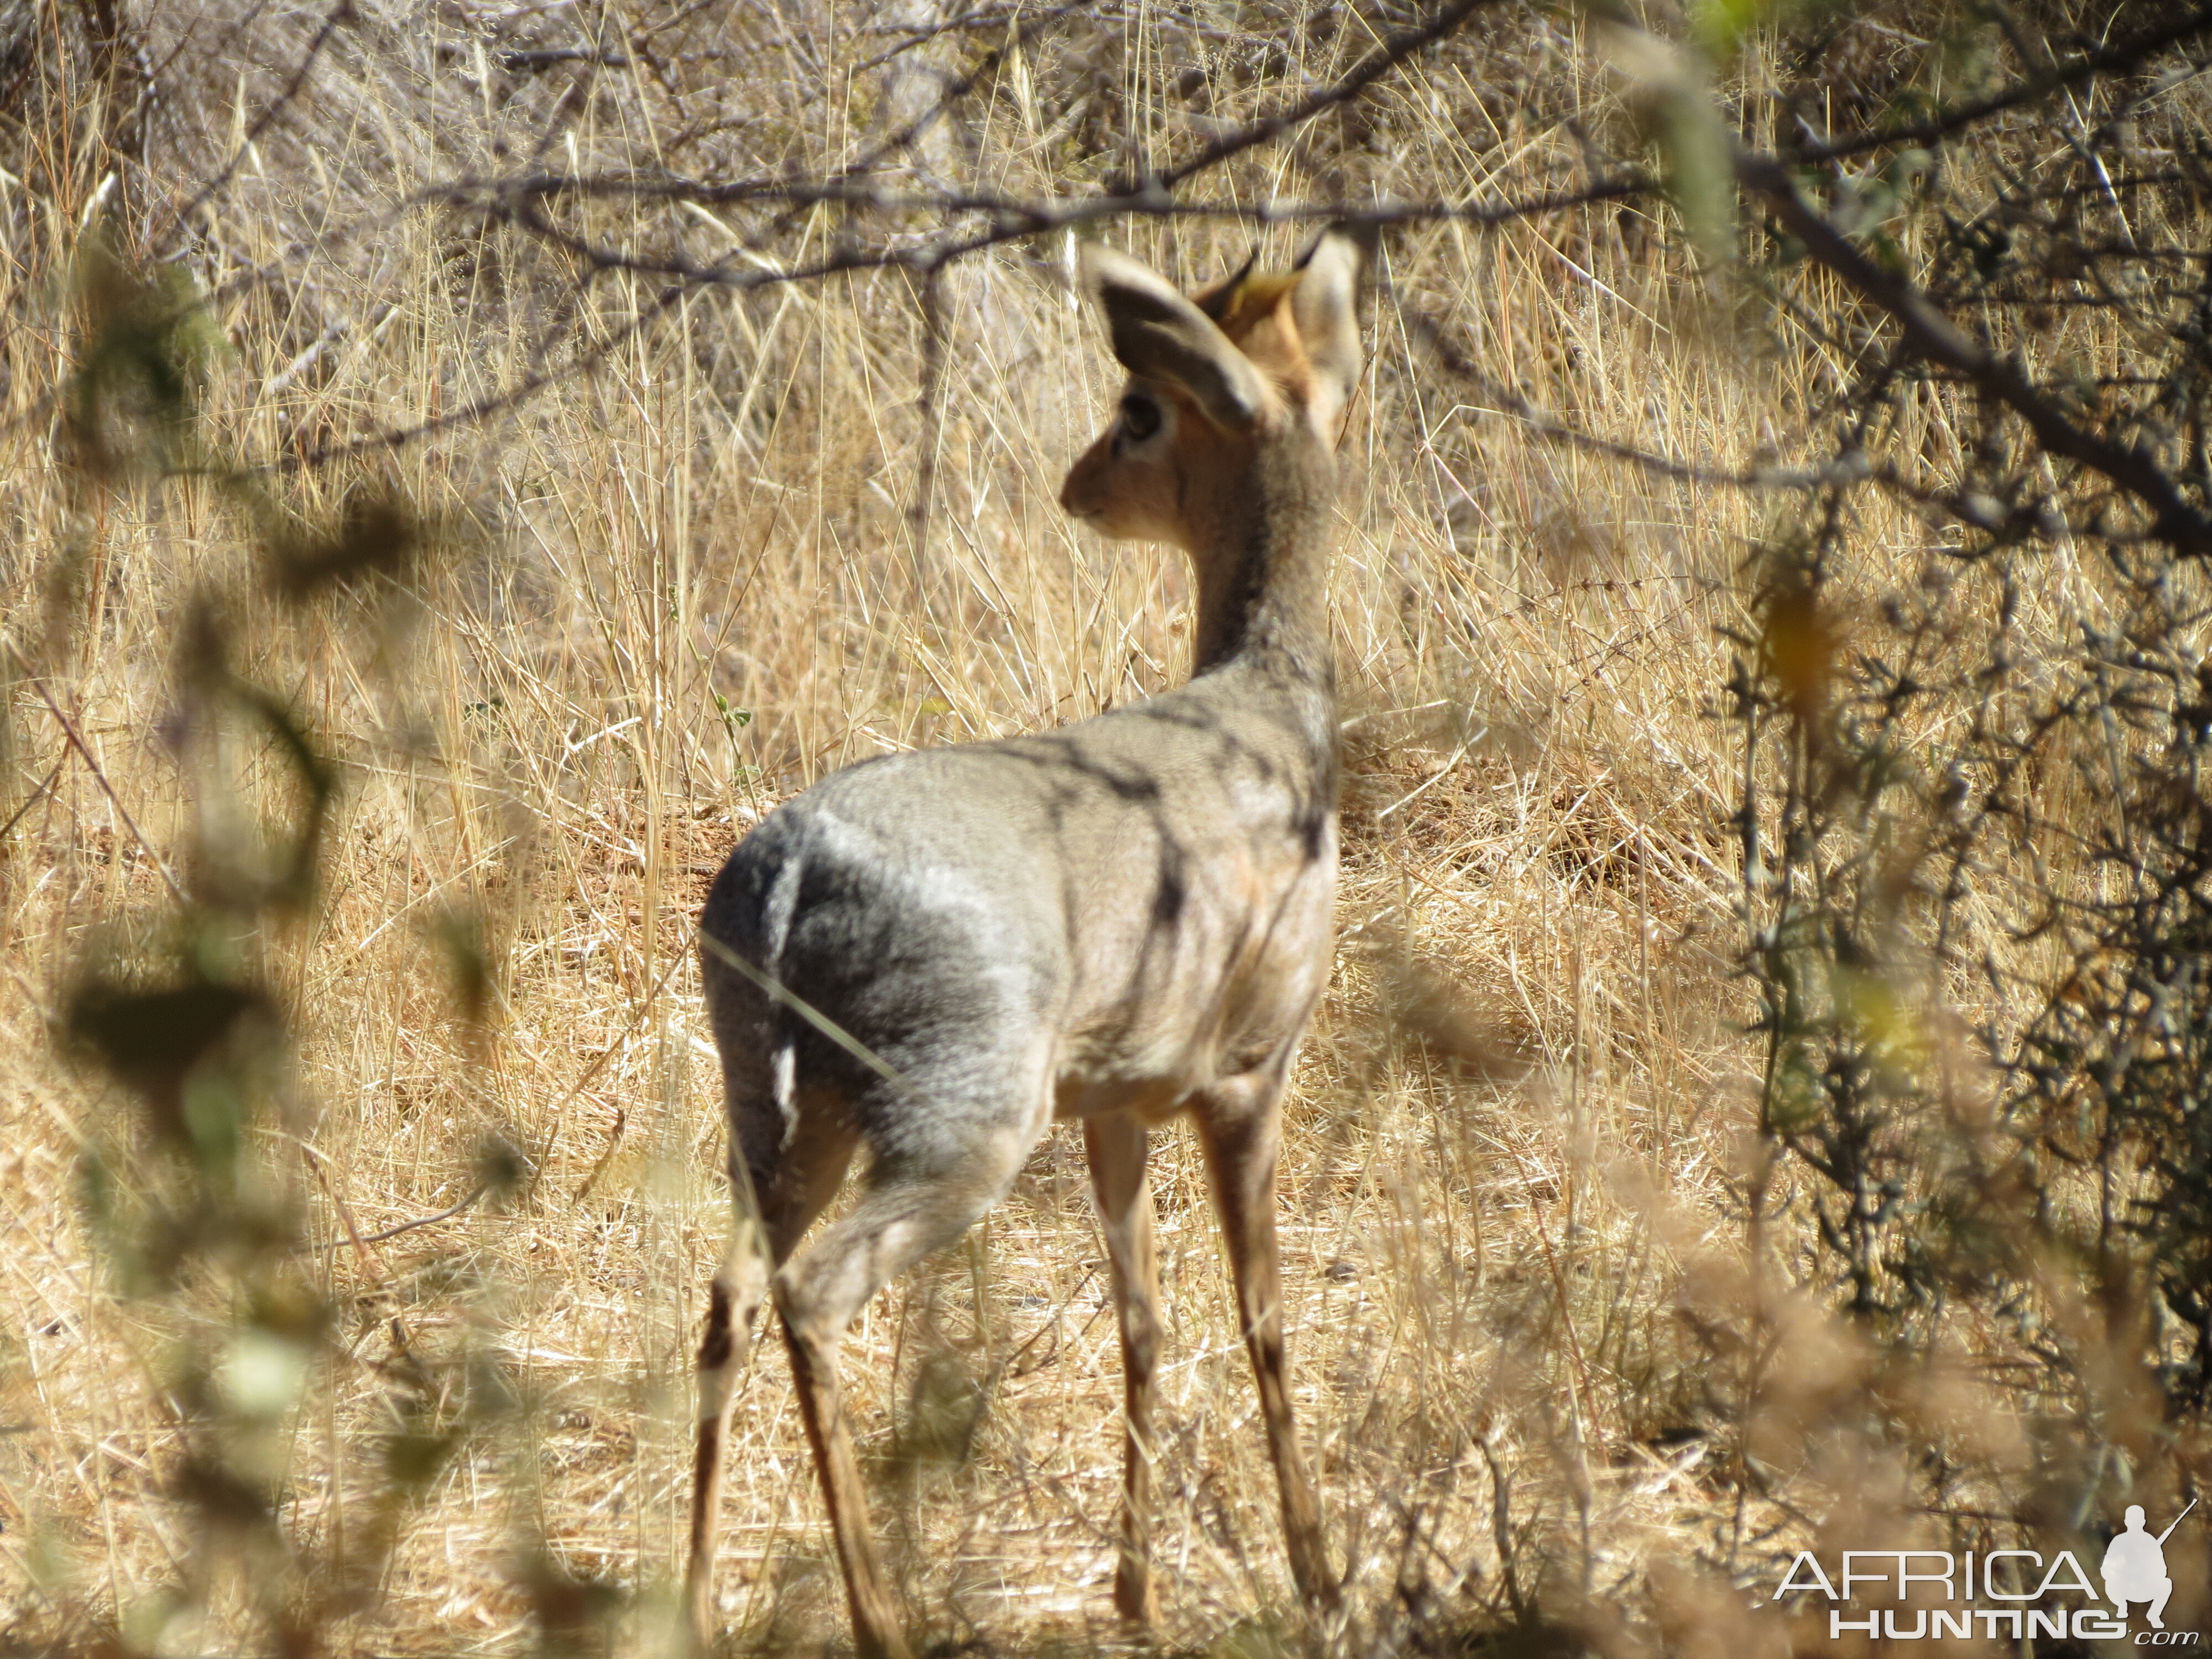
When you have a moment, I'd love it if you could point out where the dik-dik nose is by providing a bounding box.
[1058,438,1110,522]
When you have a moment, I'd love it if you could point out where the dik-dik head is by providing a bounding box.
[1059,232,1363,555]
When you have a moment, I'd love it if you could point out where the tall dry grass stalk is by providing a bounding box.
[3,2,2200,1655]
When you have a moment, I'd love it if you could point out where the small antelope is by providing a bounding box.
[687,231,1363,1658]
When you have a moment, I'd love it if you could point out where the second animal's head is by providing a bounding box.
[1060,232,1363,554]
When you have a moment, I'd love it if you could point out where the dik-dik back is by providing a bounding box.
[687,232,1363,1659]
[699,658,1338,1140]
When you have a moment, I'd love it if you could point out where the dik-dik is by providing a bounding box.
[687,231,1363,1659]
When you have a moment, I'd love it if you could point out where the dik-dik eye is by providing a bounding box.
[1119,391,1162,444]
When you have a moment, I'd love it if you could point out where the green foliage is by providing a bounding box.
[62,232,220,481]
[33,221,568,1657]
[1726,0,2212,1471]
[263,494,419,598]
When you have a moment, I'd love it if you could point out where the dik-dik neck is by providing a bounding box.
[1188,439,1337,693]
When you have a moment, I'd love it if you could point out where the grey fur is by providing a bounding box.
[685,232,1363,1659]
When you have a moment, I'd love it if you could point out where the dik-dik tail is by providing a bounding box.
[683,857,802,1641]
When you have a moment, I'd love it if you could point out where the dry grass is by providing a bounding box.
[0,2,2136,1655]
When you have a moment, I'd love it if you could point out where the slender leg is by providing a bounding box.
[687,1224,769,1645]
[687,1114,857,1652]
[782,1311,909,1659]
[1084,1112,1162,1625]
[1198,1071,1337,1613]
[775,1129,1034,1659]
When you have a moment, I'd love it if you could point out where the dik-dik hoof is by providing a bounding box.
[1114,1561,1159,1627]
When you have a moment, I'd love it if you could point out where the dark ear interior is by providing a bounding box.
[1083,244,1271,431]
[1195,248,1261,324]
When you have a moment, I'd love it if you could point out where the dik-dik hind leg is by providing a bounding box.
[687,1114,858,1650]
[687,1226,768,1646]
[777,1124,1036,1659]
[1198,1068,1337,1613]
[1084,1111,1162,1625]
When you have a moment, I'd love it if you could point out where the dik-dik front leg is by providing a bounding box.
[1084,1111,1163,1625]
[1197,1065,1338,1613]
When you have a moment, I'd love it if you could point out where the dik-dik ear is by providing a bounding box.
[1081,242,1271,432]
[1291,230,1363,441]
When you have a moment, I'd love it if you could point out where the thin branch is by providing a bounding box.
[316,1182,487,1251]
[276,284,682,473]
[532,943,691,1203]
[156,1,354,249]
[15,663,190,904]
[1736,149,2212,557]
[497,46,723,70]
[295,1138,419,1354]
[285,0,1525,471]
[434,169,1651,230]
[286,174,1646,472]
[1151,0,1501,190]
[854,1,1098,74]
[1788,4,2212,163]
[834,3,1091,183]
[1394,285,1859,494]
[0,761,65,846]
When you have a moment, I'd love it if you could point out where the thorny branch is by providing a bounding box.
[1738,150,2212,558]
[1701,6,2212,1416]
[148,0,2212,569]
[158,0,357,248]
[1145,0,1505,190]
[1782,3,2212,163]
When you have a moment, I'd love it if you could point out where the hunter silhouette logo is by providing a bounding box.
[1774,1498,2202,1642]
[2106,1501,2194,1630]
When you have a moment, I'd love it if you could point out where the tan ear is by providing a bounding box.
[1080,242,1270,432]
[1291,230,1363,439]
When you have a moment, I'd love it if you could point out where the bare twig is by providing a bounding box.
[0,761,65,846]
[295,1138,418,1354]
[1151,0,1503,191]
[311,168,1641,474]
[276,284,681,473]
[531,942,691,1201]
[1394,285,1861,493]
[1737,149,2212,557]
[434,169,1651,230]
[1790,4,2212,163]
[568,1108,627,1205]
[300,0,1519,471]
[854,1,1098,74]
[315,1181,488,1251]
[835,3,1090,183]
[14,661,189,904]
[156,1,356,249]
